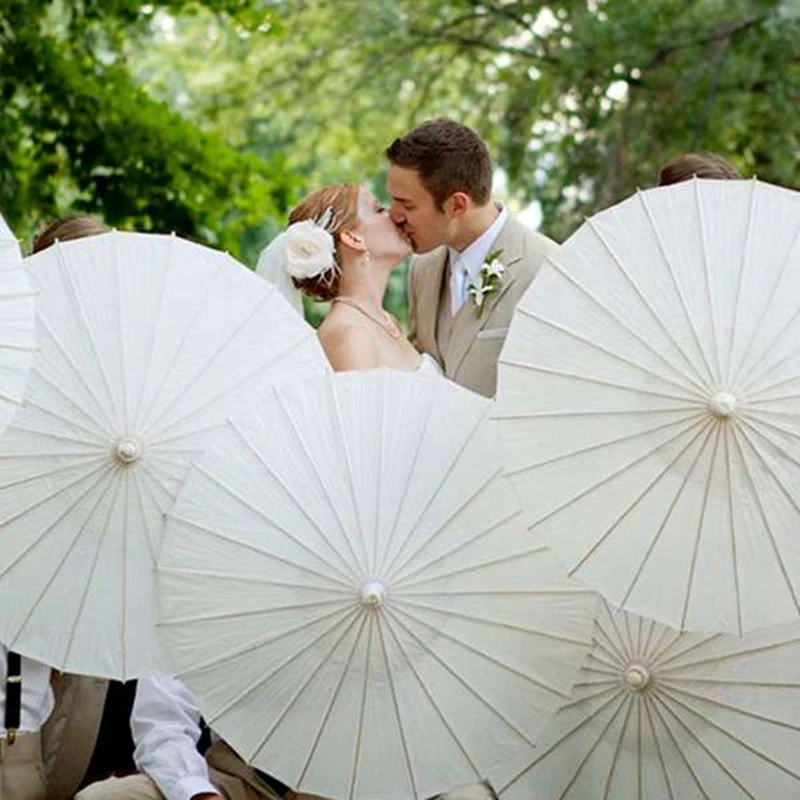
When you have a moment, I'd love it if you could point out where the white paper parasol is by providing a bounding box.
[157,370,597,800]
[497,599,800,799]
[0,231,327,678]
[0,213,36,434]
[495,179,800,634]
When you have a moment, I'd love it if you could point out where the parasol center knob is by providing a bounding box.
[115,437,142,465]
[708,392,737,419]
[625,664,651,691]
[360,581,386,608]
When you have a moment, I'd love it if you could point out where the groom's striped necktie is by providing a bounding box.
[449,255,470,316]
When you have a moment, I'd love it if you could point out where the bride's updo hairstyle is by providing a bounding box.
[289,184,360,302]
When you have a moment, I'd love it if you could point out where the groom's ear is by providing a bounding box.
[339,230,367,253]
[446,191,471,218]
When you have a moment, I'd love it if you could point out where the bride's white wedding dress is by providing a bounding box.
[416,353,443,375]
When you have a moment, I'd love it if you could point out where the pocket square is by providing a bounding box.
[476,327,509,340]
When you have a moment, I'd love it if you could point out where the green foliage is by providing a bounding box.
[131,0,799,246]
[1,0,797,324]
[0,1,292,257]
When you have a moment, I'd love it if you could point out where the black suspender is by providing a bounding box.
[197,716,212,754]
[4,650,21,743]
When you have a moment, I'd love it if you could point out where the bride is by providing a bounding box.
[257,189,498,800]
[257,183,441,375]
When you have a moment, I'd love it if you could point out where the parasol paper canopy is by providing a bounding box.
[495,179,800,635]
[0,213,36,435]
[0,231,327,678]
[0,213,21,268]
[157,370,597,800]
[497,600,800,799]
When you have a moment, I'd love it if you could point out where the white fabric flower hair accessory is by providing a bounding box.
[284,208,338,281]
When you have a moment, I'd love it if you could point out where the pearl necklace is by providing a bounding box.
[332,296,401,339]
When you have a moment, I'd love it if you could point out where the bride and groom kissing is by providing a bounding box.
[258,117,558,398]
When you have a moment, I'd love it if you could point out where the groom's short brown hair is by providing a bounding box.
[386,119,493,210]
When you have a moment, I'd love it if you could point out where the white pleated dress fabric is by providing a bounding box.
[0,213,36,435]
[498,600,800,799]
[495,179,800,635]
[0,232,328,679]
[157,370,597,800]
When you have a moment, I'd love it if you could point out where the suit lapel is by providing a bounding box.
[445,216,523,375]
[414,247,448,362]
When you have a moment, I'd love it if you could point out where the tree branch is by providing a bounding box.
[407,25,555,65]
[463,0,533,32]
[647,14,770,68]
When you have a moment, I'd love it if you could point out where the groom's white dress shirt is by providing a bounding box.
[132,673,218,800]
[0,643,53,736]
[447,205,508,316]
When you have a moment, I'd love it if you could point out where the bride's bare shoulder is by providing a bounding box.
[318,317,381,371]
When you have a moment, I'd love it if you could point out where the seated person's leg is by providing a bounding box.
[433,781,499,800]
[0,733,47,800]
[75,773,164,800]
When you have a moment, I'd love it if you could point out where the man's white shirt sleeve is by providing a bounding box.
[132,673,218,800]
[0,644,53,735]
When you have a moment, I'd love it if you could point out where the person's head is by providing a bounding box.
[658,152,742,186]
[288,184,410,301]
[32,214,108,254]
[386,118,494,253]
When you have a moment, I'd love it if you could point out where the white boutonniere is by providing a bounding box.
[467,248,505,317]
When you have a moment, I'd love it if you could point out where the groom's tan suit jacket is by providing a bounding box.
[408,213,558,397]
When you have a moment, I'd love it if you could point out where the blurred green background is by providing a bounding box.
[1,0,798,326]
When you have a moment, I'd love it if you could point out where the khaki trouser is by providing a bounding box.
[73,740,491,800]
[0,731,46,800]
[74,741,326,800]
[74,771,282,800]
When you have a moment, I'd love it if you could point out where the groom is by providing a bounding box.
[387,118,557,397]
